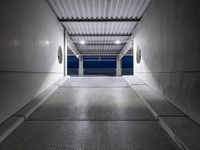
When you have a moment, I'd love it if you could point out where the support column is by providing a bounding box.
[116,57,122,76]
[79,56,83,76]
[64,28,67,76]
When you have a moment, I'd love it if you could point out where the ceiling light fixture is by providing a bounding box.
[115,40,121,44]
[80,40,86,45]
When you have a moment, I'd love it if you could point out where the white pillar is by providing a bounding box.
[64,34,67,76]
[79,56,83,76]
[116,57,122,76]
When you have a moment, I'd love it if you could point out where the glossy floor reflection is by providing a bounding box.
[29,87,155,121]
[62,77,130,87]
[0,77,180,150]
[0,121,180,150]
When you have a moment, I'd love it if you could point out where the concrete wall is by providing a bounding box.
[0,0,64,124]
[134,0,200,125]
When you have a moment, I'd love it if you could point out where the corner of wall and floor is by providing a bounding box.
[133,0,200,125]
[0,0,65,125]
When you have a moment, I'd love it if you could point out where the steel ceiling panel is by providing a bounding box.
[77,44,123,55]
[48,0,151,55]
[63,22,137,35]
[77,45,123,50]
[71,36,129,43]
[75,43,125,55]
[50,0,151,19]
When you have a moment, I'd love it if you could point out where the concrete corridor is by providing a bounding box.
[0,77,181,150]
[1,0,200,149]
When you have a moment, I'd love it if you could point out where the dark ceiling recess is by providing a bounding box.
[68,33,132,37]
[83,43,125,46]
[48,0,151,56]
[58,18,141,22]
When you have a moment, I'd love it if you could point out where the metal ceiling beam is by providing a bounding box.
[68,33,132,37]
[59,18,141,22]
[80,43,125,46]
[118,34,134,59]
[80,54,120,56]
[68,53,133,56]
[65,33,80,56]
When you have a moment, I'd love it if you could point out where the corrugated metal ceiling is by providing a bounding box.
[63,22,136,35]
[48,0,151,55]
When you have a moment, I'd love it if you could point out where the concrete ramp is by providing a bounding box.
[132,85,183,117]
[62,77,130,87]
[0,77,182,150]
[0,121,180,150]
[28,87,155,121]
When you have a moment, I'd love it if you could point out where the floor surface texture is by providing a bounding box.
[0,77,180,150]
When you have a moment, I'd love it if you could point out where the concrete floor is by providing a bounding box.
[0,77,180,150]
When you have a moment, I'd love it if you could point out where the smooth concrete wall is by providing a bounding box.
[0,0,64,124]
[134,0,200,124]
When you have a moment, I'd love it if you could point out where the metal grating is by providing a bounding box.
[48,0,151,56]
[0,143,180,150]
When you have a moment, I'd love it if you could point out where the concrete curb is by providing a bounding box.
[0,117,24,143]
[133,86,192,150]
[159,117,200,150]
[159,118,188,150]
[132,87,160,119]
[123,75,146,85]
[0,76,69,143]
[15,85,59,119]
[126,77,200,150]
[53,76,70,86]
[15,77,69,119]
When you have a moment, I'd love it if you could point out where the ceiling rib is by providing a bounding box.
[59,18,141,22]
[68,53,133,56]
[80,43,125,46]
[118,34,134,59]
[68,33,132,37]
[47,0,151,56]
[65,33,80,56]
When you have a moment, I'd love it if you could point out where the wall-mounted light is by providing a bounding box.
[80,40,86,45]
[58,46,63,64]
[115,40,121,44]
[136,47,141,64]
